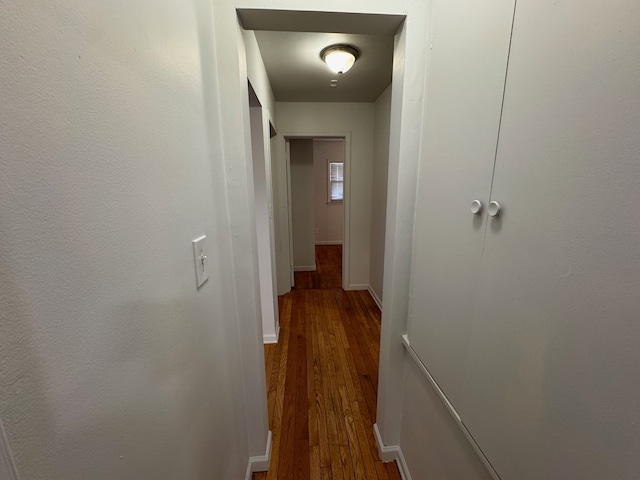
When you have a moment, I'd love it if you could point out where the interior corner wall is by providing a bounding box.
[370,85,392,303]
[313,140,344,245]
[243,29,276,125]
[0,1,253,478]
[289,139,316,270]
[275,102,375,288]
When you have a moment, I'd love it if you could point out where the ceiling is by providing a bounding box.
[253,31,394,103]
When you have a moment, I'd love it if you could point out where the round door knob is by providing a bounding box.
[488,201,501,217]
[470,200,483,215]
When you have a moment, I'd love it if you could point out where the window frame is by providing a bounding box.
[327,159,344,204]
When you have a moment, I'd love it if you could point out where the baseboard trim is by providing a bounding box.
[315,240,343,245]
[345,283,368,291]
[373,423,412,480]
[367,286,383,311]
[263,324,280,345]
[294,265,316,272]
[396,449,412,480]
[244,430,272,480]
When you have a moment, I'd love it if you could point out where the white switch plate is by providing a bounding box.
[192,235,209,288]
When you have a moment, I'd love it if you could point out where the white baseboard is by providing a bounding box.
[395,449,412,480]
[345,283,368,291]
[263,324,280,345]
[294,265,316,272]
[367,286,383,311]
[315,240,343,245]
[244,430,272,480]
[373,423,412,480]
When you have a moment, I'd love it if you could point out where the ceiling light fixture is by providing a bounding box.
[320,44,360,75]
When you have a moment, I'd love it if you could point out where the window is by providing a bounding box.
[328,161,344,203]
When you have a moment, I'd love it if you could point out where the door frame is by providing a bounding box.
[284,133,352,291]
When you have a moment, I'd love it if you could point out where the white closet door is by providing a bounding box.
[407,0,516,409]
[462,1,640,478]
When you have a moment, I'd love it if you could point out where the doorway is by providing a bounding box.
[286,136,349,291]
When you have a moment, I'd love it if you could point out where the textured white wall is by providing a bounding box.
[313,140,344,244]
[276,102,375,288]
[369,85,392,304]
[290,139,316,270]
[0,1,259,478]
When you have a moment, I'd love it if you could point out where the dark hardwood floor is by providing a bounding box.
[293,245,342,290]
[253,245,400,480]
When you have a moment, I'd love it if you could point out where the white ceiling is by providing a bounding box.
[254,31,394,103]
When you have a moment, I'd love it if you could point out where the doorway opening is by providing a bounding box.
[237,8,408,479]
[285,136,350,291]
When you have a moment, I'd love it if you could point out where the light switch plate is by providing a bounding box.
[192,235,209,288]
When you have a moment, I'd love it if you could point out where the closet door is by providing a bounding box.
[407,0,516,409]
[462,1,640,478]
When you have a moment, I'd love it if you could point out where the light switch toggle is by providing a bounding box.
[192,235,210,288]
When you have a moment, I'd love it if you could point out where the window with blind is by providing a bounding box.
[328,161,344,203]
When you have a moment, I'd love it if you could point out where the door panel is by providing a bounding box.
[407,0,516,409]
[462,1,640,478]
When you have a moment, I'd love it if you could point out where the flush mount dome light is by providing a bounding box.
[320,44,360,75]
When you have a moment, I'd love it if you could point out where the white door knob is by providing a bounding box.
[488,201,501,217]
[470,200,483,214]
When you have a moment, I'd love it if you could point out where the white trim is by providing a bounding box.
[400,335,501,480]
[373,423,412,480]
[368,286,383,311]
[263,324,280,345]
[315,240,343,245]
[244,430,272,480]
[280,132,351,290]
[0,417,19,480]
[342,135,351,291]
[285,140,295,288]
[345,283,368,291]
[294,265,316,272]
[281,133,351,292]
[395,449,412,480]
[373,423,400,463]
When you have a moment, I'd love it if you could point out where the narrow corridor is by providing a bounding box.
[253,246,400,479]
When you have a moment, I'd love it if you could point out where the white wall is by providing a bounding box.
[272,135,291,295]
[369,85,392,305]
[0,1,262,478]
[244,30,277,125]
[276,102,375,289]
[289,139,316,270]
[251,106,279,344]
[400,361,492,480]
[313,139,344,245]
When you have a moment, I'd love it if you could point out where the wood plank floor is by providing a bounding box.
[293,245,342,290]
[253,246,400,480]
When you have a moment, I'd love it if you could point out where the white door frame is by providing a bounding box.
[283,133,352,291]
[249,85,280,344]
[284,139,295,288]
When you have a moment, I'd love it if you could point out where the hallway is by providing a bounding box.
[254,246,400,479]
